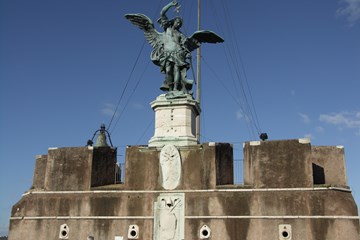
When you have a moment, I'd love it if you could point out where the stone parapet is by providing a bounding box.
[125,143,233,190]
[312,146,348,187]
[32,146,117,191]
[32,155,48,189]
[243,139,313,188]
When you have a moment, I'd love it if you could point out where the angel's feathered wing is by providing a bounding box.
[125,14,163,66]
[185,30,224,52]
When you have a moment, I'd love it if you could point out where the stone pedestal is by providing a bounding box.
[148,94,200,147]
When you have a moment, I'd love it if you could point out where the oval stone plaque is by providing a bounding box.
[159,144,181,190]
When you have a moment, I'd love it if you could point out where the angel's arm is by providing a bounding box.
[160,1,178,18]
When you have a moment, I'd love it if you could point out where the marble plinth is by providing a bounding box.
[148,94,200,147]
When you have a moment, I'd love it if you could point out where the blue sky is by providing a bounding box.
[1,0,360,236]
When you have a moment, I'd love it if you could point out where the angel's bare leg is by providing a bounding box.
[161,64,174,91]
[179,67,187,92]
[174,65,181,91]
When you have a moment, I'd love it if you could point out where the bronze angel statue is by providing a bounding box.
[125,1,224,95]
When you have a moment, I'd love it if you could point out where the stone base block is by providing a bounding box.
[148,94,200,147]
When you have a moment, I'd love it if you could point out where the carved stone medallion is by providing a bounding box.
[159,144,181,190]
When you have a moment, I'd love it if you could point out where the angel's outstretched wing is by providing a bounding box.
[185,30,224,52]
[124,13,162,49]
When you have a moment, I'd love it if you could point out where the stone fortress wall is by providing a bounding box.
[8,139,360,239]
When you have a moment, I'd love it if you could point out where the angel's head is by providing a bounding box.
[172,17,183,29]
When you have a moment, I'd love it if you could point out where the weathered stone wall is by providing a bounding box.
[312,146,348,186]
[91,147,117,187]
[8,140,360,239]
[215,143,233,185]
[44,147,93,191]
[32,155,47,189]
[243,139,313,188]
[33,147,116,191]
[9,217,359,240]
[9,189,359,239]
[125,143,233,190]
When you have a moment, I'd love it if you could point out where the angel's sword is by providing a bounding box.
[172,0,181,14]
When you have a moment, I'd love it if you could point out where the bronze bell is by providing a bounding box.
[95,124,109,147]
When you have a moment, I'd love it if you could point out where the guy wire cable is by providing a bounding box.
[107,0,165,133]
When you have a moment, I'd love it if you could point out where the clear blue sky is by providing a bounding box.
[1,0,359,236]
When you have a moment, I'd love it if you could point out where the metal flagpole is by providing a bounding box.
[196,0,201,143]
